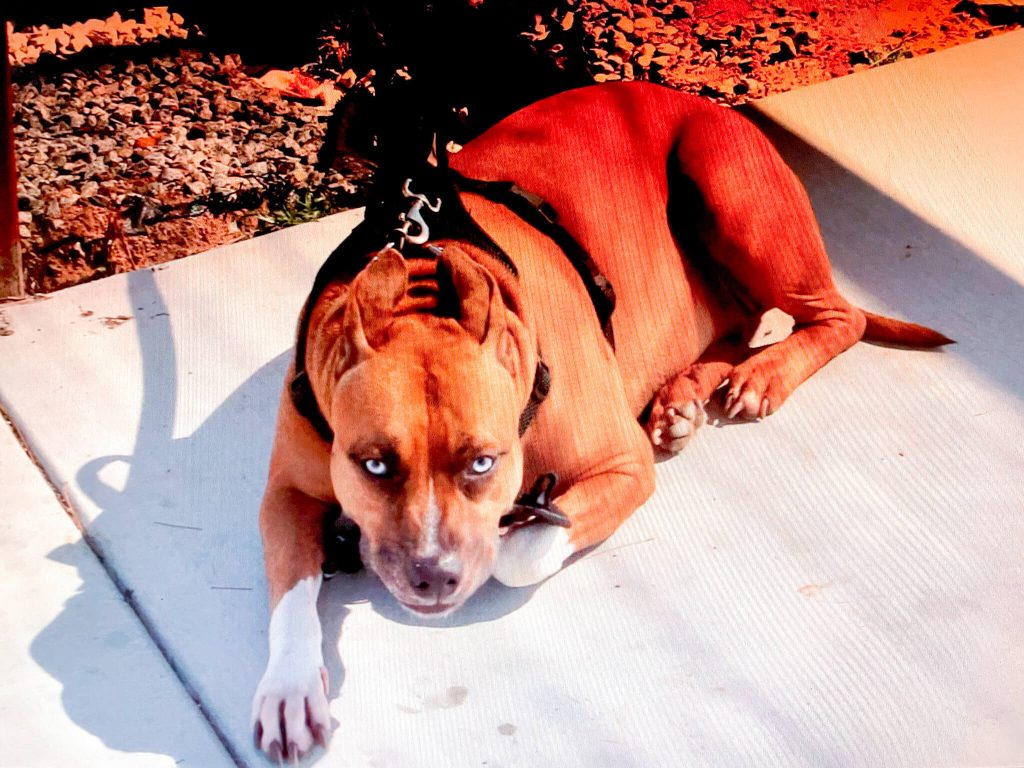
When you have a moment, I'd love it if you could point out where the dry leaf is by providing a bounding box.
[748,308,794,348]
[134,133,164,149]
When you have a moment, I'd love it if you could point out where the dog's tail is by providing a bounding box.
[860,309,954,348]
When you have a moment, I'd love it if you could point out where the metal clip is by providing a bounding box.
[394,178,442,246]
[499,472,570,529]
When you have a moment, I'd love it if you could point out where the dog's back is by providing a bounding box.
[453,82,741,415]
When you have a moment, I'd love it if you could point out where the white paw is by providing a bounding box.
[493,525,573,588]
[649,400,706,454]
[252,663,329,761]
[251,575,330,760]
[724,385,769,420]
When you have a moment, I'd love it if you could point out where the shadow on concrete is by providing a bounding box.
[27,541,233,764]
[744,107,1024,405]
[32,264,535,764]
[28,111,1024,765]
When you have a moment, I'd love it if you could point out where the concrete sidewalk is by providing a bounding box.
[1,30,1022,768]
[0,417,233,766]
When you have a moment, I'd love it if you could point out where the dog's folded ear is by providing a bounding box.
[341,248,408,365]
[438,246,536,397]
[437,246,506,346]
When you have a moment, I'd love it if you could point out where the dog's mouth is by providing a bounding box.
[366,548,489,618]
[399,600,458,618]
[363,536,496,618]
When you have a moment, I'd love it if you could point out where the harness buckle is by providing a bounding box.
[394,178,442,247]
[499,472,571,529]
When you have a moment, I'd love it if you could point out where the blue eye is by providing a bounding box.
[469,456,496,475]
[363,458,389,477]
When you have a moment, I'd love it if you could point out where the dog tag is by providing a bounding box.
[500,473,571,529]
[748,307,794,348]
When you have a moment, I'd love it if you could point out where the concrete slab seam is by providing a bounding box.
[1,402,248,768]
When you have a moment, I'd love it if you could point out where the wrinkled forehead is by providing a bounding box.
[336,333,518,448]
[336,352,428,441]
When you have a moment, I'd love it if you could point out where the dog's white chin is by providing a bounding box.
[398,600,460,619]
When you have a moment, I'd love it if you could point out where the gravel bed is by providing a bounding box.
[13,47,366,293]
[11,1,1017,293]
[546,0,1013,103]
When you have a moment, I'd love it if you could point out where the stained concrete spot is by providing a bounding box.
[430,685,468,709]
[798,583,829,598]
[100,315,133,329]
[400,685,469,714]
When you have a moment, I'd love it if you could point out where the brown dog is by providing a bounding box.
[250,82,949,759]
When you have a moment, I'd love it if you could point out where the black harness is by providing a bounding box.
[302,164,616,576]
[292,164,526,446]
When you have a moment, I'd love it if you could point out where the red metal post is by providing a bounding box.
[1,19,24,297]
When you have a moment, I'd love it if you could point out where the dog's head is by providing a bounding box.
[320,247,535,616]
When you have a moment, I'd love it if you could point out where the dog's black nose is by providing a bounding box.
[407,557,461,602]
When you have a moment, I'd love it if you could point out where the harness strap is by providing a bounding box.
[517,359,550,437]
[291,168,615,447]
[289,370,335,444]
[449,170,617,348]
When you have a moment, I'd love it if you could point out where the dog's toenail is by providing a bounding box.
[268,740,283,761]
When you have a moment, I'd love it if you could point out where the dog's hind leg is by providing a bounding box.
[669,107,866,420]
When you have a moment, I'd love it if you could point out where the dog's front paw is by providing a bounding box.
[493,524,574,587]
[252,663,330,761]
[647,400,706,454]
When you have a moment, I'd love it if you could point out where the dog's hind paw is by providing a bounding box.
[252,665,330,761]
[647,400,706,454]
[723,362,785,420]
